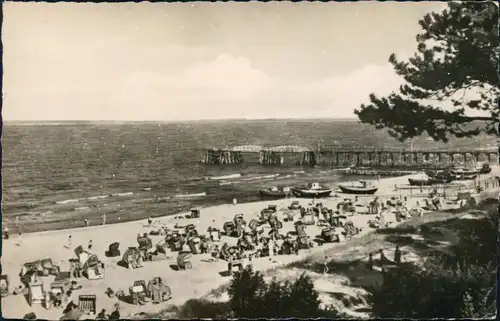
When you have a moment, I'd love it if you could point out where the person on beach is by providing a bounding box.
[394,245,402,264]
[3,226,8,240]
[323,256,329,275]
[62,291,78,314]
[88,240,93,251]
[367,253,374,270]
[68,235,72,249]
[233,198,237,206]
[96,309,107,320]
[45,290,52,310]
[102,214,107,225]
[148,217,153,226]
[84,218,89,227]
[212,245,220,262]
[16,216,23,246]
[108,304,120,320]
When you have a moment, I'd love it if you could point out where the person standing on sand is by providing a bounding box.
[102,214,107,225]
[16,216,23,246]
[84,218,89,227]
[88,240,93,251]
[233,198,237,206]
[3,226,9,240]
[323,256,329,275]
[68,235,72,249]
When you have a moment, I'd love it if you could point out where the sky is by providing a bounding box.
[3,1,448,121]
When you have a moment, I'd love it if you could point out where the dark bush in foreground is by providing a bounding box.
[228,265,329,318]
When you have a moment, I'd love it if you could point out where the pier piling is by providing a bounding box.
[201,147,497,167]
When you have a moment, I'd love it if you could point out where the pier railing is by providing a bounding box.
[201,147,498,167]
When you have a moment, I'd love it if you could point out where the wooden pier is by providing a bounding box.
[201,147,498,167]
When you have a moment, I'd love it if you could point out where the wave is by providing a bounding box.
[74,206,90,211]
[219,173,295,186]
[112,192,134,197]
[174,192,207,198]
[56,199,80,205]
[241,174,280,181]
[87,195,109,200]
[205,173,242,180]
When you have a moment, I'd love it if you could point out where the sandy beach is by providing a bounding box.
[2,170,499,319]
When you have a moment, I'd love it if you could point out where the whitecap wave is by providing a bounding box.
[206,173,242,180]
[56,199,80,205]
[87,195,109,200]
[174,192,207,198]
[112,192,134,197]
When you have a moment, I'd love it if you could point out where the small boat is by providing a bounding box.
[408,172,452,186]
[338,180,378,195]
[408,172,435,186]
[259,186,292,199]
[477,162,492,174]
[291,183,332,198]
[451,166,479,180]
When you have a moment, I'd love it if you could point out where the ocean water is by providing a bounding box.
[2,119,495,232]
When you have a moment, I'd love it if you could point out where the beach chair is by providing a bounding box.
[177,252,192,270]
[121,247,141,269]
[74,246,85,258]
[169,234,184,252]
[190,208,201,219]
[188,237,202,254]
[209,228,221,242]
[260,208,274,222]
[77,294,96,314]
[83,255,105,280]
[185,224,198,239]
[321,227,340,243]
[222,221,234,236]
[344,220,360,238]
[268,216,283,230]
[233,214,246,226]
[302,212,315,225]
[41,258,59,276]
[289,201,301,210]
[294,221,307,237]
[28,280,45,306]
[130,280,149,305]
[228,259,244,275]
[267,204,277,213]
[0,275,9,297]
[137,236,153,250]
[296,235,313,250]
[105,242,121,257]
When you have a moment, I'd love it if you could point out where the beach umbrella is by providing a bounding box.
[60,309,84,320]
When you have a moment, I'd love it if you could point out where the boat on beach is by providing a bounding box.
[477,162,492,174]
[259,186,292,199]
[408,171,453,186]
[338,180,378,195]
[291,183,332,198]
[451,166,478,181]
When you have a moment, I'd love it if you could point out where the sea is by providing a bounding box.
[1,119,496,233]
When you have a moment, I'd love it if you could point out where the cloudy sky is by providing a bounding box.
[3,2,447,121]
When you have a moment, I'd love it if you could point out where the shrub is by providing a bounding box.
[228,265,330,318]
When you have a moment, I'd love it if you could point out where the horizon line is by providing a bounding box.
[3,117,360,124]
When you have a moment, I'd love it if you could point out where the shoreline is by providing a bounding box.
[4,169,498,238]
